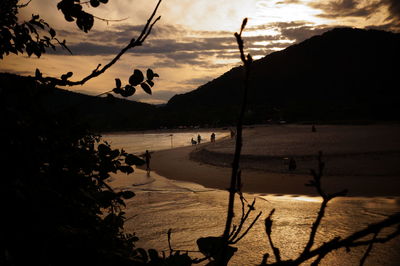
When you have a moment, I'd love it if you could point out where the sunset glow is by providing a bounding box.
[1,0,398,103]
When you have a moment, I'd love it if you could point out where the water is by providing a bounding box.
[103,130,229,155]
[103,131,400,265]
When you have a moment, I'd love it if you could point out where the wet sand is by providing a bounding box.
[149,124,400,196]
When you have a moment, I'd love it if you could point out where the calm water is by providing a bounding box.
[103,131,229,155]
[103,131,400,265]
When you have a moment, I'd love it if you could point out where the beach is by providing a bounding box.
[107,124,400,265]
[148,124,400,196]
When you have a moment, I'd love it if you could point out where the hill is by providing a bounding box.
[0,73,158,131]
[165,28,400,125]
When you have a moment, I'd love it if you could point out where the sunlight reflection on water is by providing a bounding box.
[106,132,400,266]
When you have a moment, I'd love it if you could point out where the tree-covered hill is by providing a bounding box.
[166,28,400,125]
[1,73,159,131]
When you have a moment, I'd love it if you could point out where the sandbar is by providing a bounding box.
[148,124,400,196]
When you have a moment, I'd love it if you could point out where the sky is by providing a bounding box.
[1,0,399,104]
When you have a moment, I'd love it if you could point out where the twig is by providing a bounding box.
[220,18,252,265]
[265,209,281,263]
[39,0,162,87]
[302,152,347,256]
[288,213,400,265]
[359,232,378,266]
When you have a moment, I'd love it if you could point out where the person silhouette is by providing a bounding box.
[289,157,296,171]
[210,132,215,142]
[144,150,151,172]
[312,125,316,132]
[230,128,235,139]
[197,134,201,144]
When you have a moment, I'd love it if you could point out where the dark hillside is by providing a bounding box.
[166,28,400,125]
[0,73,158,131]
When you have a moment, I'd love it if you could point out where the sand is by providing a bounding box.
[147,124,400,197]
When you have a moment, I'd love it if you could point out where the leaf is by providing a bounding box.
[125,154,145,166]
[98,190,116,207]
[64,14,74,22]
[61,71,73,81]
[197,236,237,262]
[146,80,154,87]
[120,166,134,174]
[124,85,136,97]
[76,11,94,33]
[146,69,154,80]
[90,0,100,7]
[148,249,160,262]
[98,143,111,154]
[129,69,144,86]
[35,68,42,79]
[141,82,152,95]
[137,248,148,262]
[120,190,135,199]
[153,73,159,78]
[115,78,121,88]
[49,28,56,38]
[113,87,123,94]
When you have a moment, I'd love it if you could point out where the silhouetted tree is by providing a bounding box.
[1,1,164,265]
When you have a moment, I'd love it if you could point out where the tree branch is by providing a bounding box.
[38,0,162,87]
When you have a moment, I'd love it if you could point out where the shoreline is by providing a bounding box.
[147,125,400,197]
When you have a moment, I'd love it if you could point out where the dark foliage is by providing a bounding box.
[0,0,70,58]
[2,1,399,265]
[0,73,152,265]
[0,1,166,265]
[0,73,160,131]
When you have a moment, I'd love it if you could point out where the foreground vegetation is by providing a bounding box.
[1,1,399,265]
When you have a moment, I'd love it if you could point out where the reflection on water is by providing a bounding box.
[106,132,400,265]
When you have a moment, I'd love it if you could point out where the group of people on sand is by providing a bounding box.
[191,133,216,145]
[191,134,202,145]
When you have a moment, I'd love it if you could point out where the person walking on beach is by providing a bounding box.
[312,124,316,132]
[230,128,235,139]
[144,150,151,172]
[210,132,216,142]
[289,157,296,171]
[197,134,202,144]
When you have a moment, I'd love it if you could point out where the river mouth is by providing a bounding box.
[104,126,400,265]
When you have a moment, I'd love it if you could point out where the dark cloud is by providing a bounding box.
[383,0,400,20]
[309,0,382,19]
[48,19,354,69]
[276,0,301,4]
[56,42,120,55]
[182,76,216,85]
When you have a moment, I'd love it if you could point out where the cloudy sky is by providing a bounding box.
[1,0,399,104]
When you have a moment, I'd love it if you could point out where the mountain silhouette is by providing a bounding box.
[3,28,399,130]
[1,73,158,131]
[166,27,400,125]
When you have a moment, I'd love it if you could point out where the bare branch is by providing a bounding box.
[232,211,262,244]
[359,232,378,266]
[302,152,348,256]
[38,0,162,87]
[220,19,252,265]
[288,213,400,265]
